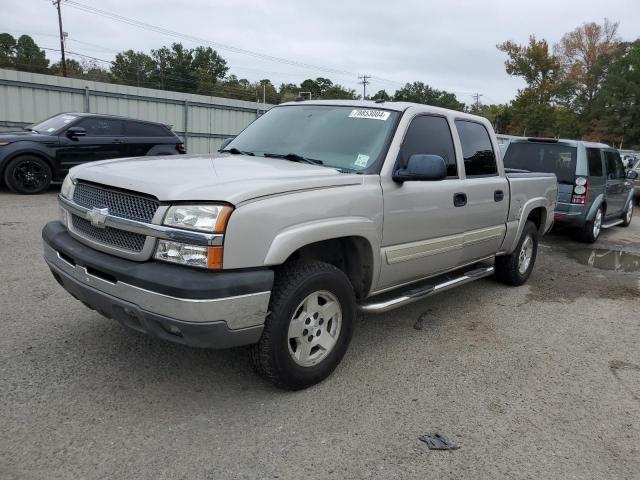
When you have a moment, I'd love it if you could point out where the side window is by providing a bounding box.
[399,115,457,177]
[586,148,603,177]
[455,120,498,176]
[76,118,122,136]
[605,151,624,179]
[126,121,168,137]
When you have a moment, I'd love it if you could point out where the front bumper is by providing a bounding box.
[42,221,273,349]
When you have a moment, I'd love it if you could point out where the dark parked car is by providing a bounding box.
[0,113,185,194]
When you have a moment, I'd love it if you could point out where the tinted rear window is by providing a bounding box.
[504,142,577,184]
[126,122,169,137]
[455,120,498,176]
[586,148,603,177]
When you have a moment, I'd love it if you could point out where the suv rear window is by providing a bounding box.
[586,148,603,177]
[126,121,169,137]
[503,142,577,184]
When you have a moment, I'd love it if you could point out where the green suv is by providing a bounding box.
[504,138,634,243]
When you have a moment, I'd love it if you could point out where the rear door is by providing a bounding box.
[55,117,126,171]
[454,120,508,264]
[604,150,626,216]
[125,121,173,157]
[378,115,466,289]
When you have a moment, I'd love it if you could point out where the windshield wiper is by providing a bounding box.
[220,147,254,156]
[262,152,324,166]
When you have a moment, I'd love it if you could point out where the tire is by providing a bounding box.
[249,260,356,390]
[3,155,52,194]
[621,202,633,227]
[495,221,539,286]
[580,206,603,243]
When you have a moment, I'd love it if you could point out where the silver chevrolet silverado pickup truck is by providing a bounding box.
[43,100,557,389]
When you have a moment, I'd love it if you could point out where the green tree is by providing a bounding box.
[393,81,465,110]
[192,46,228,95]
[0,33,16,68]
[50,58,84,78]
[589,41,640,148]
[372,89,391,101]
[111,50,156,87]
[13,35,48,73]
[321,84,357,100]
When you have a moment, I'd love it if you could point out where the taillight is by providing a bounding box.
[176,143,186,153]
[571,176,589,204]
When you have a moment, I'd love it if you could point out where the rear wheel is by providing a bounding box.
[3,155,52,194]
[495,221,538,286]
[621,202,633,227]
[581,206,603,243]
[249,260,355,390]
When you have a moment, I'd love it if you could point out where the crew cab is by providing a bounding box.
[1,113,185,194]
[42,101,557,390]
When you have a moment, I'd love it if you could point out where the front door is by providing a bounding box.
[56,118,127,174]
[379,114,467,290]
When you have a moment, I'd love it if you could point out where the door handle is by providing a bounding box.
[112,139,124,144]
[453,192,467,207]
[494,190,504,202]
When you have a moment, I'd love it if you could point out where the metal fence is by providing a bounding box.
[0,68,272,154]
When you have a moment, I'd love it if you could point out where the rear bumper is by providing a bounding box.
[554,203,586,227]
[42,221,273,349]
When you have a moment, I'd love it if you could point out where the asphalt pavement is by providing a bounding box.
[1,188,639,480]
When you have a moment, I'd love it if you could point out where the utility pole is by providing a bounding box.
[472,93,483,111]
[53,0,67,77]
[358,74,371,100]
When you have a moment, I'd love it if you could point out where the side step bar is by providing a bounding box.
[601,219,623,229]
[358,266,495,313]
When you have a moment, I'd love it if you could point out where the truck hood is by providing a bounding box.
[70,154,362,204]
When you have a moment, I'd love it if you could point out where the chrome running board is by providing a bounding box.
[601,219,623,229]
[358,266,495,313]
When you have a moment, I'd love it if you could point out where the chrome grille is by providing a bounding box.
[71,215,146,252]
[73,182,159,223]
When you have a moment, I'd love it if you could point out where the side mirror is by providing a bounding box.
[627,170,639,180]
[218,137,234,151]
[393,154,447,182]
[66,127,86,139]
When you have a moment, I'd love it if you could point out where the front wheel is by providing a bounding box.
[495,221,539,286]
[3,155,52,194]
[249,260,355,390]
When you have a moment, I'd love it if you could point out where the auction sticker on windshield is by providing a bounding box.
[349,109,390,121]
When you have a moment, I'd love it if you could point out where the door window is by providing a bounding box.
[455,120,498,176]
[399,115,457,177]
[125,121,169,137]
[586,148,603,177]
[76,118,123,136]
[605,151,625,179]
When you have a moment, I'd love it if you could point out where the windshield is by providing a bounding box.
[504,142,577,184]
[30,114,79,134]
[226,105,399,171]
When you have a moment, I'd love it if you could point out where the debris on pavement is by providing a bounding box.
[419,433,460,450]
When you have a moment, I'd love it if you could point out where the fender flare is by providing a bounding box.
[502,197,549,254]
[263,216,381,291]
[623,189,635,211]
[585,194,605,221]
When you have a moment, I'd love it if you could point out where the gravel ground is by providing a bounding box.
[1,188,639,480]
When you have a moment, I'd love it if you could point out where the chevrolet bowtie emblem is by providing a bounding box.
[87,207,109,229]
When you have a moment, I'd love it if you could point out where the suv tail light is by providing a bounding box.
[176,142,186,154]
[571,176,589,204]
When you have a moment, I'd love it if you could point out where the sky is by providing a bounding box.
[3,0,640,105]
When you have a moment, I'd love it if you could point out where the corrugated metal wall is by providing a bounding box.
[0,69,272,153]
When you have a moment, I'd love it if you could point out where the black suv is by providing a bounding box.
[0,113,186,194]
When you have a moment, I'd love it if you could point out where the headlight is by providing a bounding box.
[163,204,232,233]
[154,240,223,269]
[60,175,75,199]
